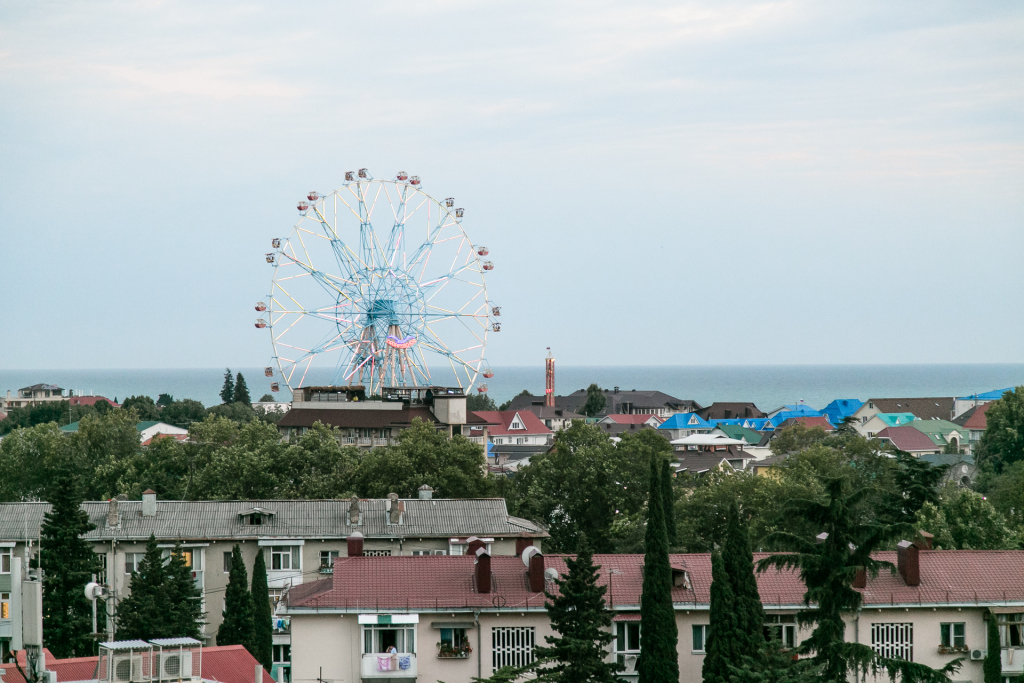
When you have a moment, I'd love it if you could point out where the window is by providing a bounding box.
[764,614,797,649]
[439,628,471,657]
[615,622,641,669]
[1000,614,1024,647]
[273,644,291,663]
[163,548,202,570]
[492,627,534,672]
[692,625,708,653]
[449,542,491,556]
[363,550,392,557]
[940,623,966,650]
[871,623,913,661]
[270,546,301,571]
[0,548,11,574]
[125,553,145,575]
[363,626,416,654]
[1,592,9,619]
[319,550,340,571]
[411,550,446,556]
[223,552,233,573]
[269,589,283,608]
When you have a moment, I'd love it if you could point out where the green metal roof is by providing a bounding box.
[874,413,917,428]
[909,419,968,446]
[60,421,80,432]
[715,424,763,445]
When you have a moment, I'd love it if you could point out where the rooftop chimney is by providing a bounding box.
[475,547,492,593]
[852,567,866,588]
[418,485,433,500]
[106,498,120,528]
[141,489,157,518]
[896,540,920,586]
[467,536,485,556]
[347,531,364,557]
[522,547,544,592]
[914,530,934,550]
[515,538,534,556]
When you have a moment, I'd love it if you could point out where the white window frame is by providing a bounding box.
[0,548,11,574]
[999,614,1024,648]
[492,627,535,672]
[871,623,913,661]
[125,552,146,575]
[319,550,340,570]
[1,592,9,619]
[273,644,291,663]
[939,622,966,649]
[692,624,708,653]
[362,625,416,654]
[764,614,797,649]
[269,546,300,571]
[614,621,641,668]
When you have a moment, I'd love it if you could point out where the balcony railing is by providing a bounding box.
[0,619,12,639]
[1003,648,1024,675]
[467,436,486,444]
[360,653,417,678]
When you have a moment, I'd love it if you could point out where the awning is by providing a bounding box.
[990,607,1024,614]
[431,622,476,629]
[613,613,641,622]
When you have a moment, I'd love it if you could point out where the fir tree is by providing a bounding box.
[165,542,205,639]
[636,455,679,683]
[218,545,255,651]
[984,614,1001,683]
[660,459,676,547]
[250,549,273,669]
[117,535,170,640]
[39,475,98,657]
[702,550,736,683]
[220,369,234,404]
[233,373,252,405]
[723,502,764,654]
[534,537,620,683]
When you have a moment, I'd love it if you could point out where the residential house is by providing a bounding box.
[469,411,553,464]
[954,388,1012,419]
[507,389,699,419]
[774,416,835,432]
[60,420,190,444]
[908,419,972,455]
[711,424,771,459]
[0,490,547,679]
[510,400,585,431]
[852,397,956,425]
[694,402,765,421]
[0,384,65,411]
[282,538,1024,683]
[676,447,753,475]
[657,412,713,440]
[855,413,917,438]
[595,414,667,439]
[875,425,943,457]
[953,403,993,450]
[766,403,821,420]
[68,394,120,409]
[740,418,774,432]
[819,399,864,426]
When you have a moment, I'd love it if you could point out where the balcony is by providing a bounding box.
[1003,648,1024,675]
[0,619,12,639]
[360,653,417,678]
[467,436,486,445]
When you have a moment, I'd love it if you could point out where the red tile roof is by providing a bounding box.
[876,425,940,453]
[601,414,665,425]
[68,396,119,408]
[955,402,992,430]
[776,416,834,432]
[469,411,552,437]
[286,550,1024,612]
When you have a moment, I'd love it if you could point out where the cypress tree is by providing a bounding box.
[165,542,205,639]
[660,459,677,547]
[39,475,98,657]
[220,369,234,404]
[534,537,620,683]
[233,373,252,405]
[702,550,737,683]
[117,534,170,640]
[218,545,255,651]
[636,455,679,683]
[250,549,273,670]
[984,614,1001,683]
[723,501,764,653]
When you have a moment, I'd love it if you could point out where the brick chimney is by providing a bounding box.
[852,567,867,588]
[467,536,485,556]
[106,498,120,528]
[141,489,157,518]
[347,531,364,557]
[515,537,533,556]
[897,540,920,586]
[914,530,934,550]
[524,548,544,592]
[475,547,492,593]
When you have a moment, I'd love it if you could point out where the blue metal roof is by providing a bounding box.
[820,399,864,425]
[957,388,1012,401]
[658,412,712,430]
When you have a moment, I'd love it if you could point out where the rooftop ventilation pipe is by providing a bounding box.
[418,485,434,500]
[348,532,364,557]
[106,498,120,528]
[467,537,485,556]
[141,489,157,518]
[475,548,492,593]
[523,546,544,592]
[896,540,919,586]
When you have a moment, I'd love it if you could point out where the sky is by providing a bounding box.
[1,0,1022,370]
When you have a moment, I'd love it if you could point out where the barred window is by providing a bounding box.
[871,623,913,661]
[363,550,392,557]
[492,627,535,672]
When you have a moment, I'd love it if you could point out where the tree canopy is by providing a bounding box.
[581,384,606,417]
[978,386,1024,472]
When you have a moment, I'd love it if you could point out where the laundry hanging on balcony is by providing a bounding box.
[398,656,411,670]
[377,656,392,672]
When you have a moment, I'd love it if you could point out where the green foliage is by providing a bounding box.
[978,386,1024,472]
[121,395,161,420]
[660,459,676,547]
[218,545,256,651]
[702,550,735,683]
[220,369,235,404]
[466,393,498,411]
[259,394,275,402]
[279,422,359,498]
[0,400,70,434]
[161,399,207,427]
[914,484,1015,549]
[533,539,621,683]
[769,423,830,457]
[196,419,285,499]
[165,541,205,639]
[156,393,175,407]
[39,475,98,657]
[581,384,606,417]
[251,550,273,670]
[206,401,257,424]
[984,459,1024,529]
[233,372,252,405]
[984,614,1001,683]
[636,455,678,683]
[116,535,170,640]
[499,390,533,412]
[882,450,948,525]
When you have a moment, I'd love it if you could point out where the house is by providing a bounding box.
[594,414,666,439]
[852,397,956,425]
[0,384,65,411]
[820,399,864,426]
[954,388,1012,419]
[657,412,713,440]
[908,419,972,454]
[0,490,547,675]
[510,400,585,431]
[68,394,120,409]
[766,403,821,419]
[282,539,1024,683]
[953,403,993,449]
[875,425,942,456]
[507,389,699,419]
[694,402,766,421]
[278,385,493,448]
[676,447,753,474]
[774,416,835,432]
[741,418,774,432]
[711,424,765,446]
[855,413,917,438]
[60,420,189,444]
[470,411,552,447]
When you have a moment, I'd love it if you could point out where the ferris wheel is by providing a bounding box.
[256,169,500,396]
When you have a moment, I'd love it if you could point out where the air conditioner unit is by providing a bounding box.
[622,655,638,673]
[156,651,193,680]
[970,649,985,661]
[111,654,144,682]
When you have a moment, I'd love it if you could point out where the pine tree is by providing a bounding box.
[39,475,98,657]
[233,373,252,405]
[220,369,234,404]
[660,459,676,547]
[702,550,737,683]
[534,537,620,683]
[165,542,204,639]
[116,535,170,640]
[218,545,255,651]
[723,501,764,654]
[984,614,1001,683]
[250,549,273,670]
[636,455,679,683]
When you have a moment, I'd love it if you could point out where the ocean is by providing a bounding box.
[1,365,1022,411]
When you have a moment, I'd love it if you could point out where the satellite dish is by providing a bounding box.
[544,568,558,581]
[521,546,541,567]
[84,582,107,601]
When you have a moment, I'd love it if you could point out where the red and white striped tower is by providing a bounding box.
[545,347,555,407]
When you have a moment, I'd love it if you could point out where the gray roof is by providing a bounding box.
[508,390,699,418]
[0,498,547,543]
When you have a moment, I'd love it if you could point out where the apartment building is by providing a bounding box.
[283,537,1024,683]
